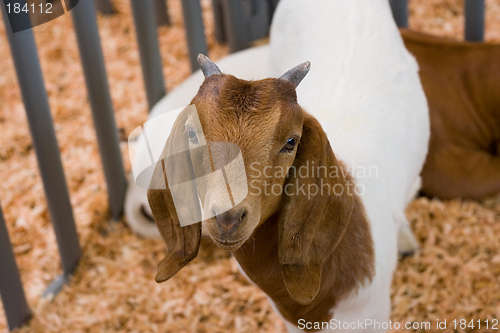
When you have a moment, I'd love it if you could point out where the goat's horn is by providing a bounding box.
[279,61,311,88]
[197,54,222,78]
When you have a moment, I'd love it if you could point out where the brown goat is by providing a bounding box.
[148,57,375,325]
[402,29,500,200]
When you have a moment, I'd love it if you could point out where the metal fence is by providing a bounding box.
[390,0,485,41]
[0,0,487,330]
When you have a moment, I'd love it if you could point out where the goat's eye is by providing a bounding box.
[187,128,199,144]
[281,137,297,153]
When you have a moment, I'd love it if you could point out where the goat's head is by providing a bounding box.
[148,55,354,305]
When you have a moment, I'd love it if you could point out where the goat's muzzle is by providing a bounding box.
[211,207,248,250]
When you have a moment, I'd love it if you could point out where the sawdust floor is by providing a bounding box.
[0,0,499,332]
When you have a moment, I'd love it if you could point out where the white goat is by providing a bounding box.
[261,0,429,331]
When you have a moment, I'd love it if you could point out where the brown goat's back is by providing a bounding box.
[402,29,500,200]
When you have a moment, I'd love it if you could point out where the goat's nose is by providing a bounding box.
[215,209,246,231]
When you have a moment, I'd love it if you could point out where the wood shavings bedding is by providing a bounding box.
[0,0,499,332]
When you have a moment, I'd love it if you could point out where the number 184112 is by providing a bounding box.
[452,319,498,330]
[5,2,53,14]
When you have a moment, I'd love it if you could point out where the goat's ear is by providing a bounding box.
[148,187,201,282]
[147,108,202,283]
[278,113,354,305]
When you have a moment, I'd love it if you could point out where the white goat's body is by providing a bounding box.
[125,46,269,238]
[264,0,429,332]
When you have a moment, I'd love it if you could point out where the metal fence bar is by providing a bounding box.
[1,0,81,284]
[465,0,485,42]
[93,0,115,15]
[212,0,227,44]
[153,0,171,26]
[223,0,248,52]
[130,0,166,110]
[268,0,280,24]
[181,0,208,72]
[0,204,32,331]
[389,0,408,28]
[71,0,126,220]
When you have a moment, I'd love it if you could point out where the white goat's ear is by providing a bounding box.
[197,54,222,78]
[279,61,311,88]
[147,109,202,283]
[278,113,353,305]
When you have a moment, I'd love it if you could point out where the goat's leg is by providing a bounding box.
[422,147,500,200]
[396,212,419,256]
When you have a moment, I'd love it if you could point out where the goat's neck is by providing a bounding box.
[233,190,374,328]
